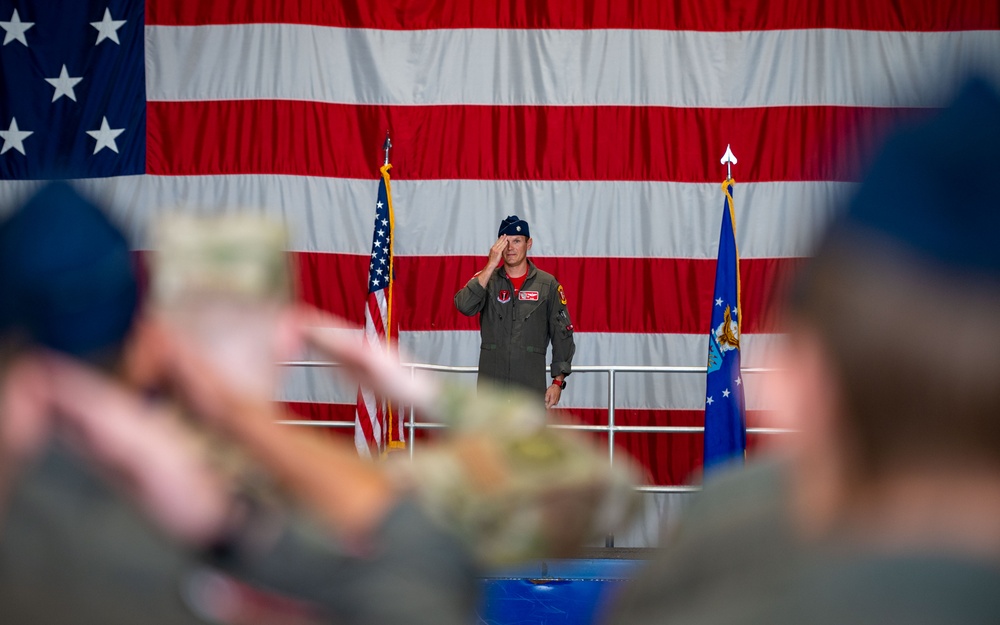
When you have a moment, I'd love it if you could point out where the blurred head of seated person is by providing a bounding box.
[0,182,234,624]
[773,77,1000,556]
[0,181,140,471]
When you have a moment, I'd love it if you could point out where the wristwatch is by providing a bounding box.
[552,378,567,390]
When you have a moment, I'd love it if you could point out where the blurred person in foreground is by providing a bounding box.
[0,184,477,625]
[610,77,1000,625]
[0,183,636,624]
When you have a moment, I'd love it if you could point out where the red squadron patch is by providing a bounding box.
[497,289,511,303]
[557,284,567,305]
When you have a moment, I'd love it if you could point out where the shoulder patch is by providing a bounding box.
[557,284,567,305]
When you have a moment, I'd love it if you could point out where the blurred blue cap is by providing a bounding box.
[0,182,138,358]
[828,77,1000,276]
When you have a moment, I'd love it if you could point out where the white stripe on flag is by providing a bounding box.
[0,177,852,259]
[147,25,1000,107]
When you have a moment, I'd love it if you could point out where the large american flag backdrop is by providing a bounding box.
[2,0,999,486]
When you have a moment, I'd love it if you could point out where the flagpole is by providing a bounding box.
[703,144,747,470]
[720,144,737,181]
[719,145,741,338]
[381,130,404,451]
[381,131,393,361]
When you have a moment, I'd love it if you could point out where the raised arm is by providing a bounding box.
[455,236,507,316]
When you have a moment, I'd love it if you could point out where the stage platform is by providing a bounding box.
[478,553,653,625]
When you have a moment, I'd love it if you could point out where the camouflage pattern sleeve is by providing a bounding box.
[387,383,639,566]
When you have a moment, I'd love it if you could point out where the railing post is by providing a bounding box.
[608,368,616,467]
[408,365,416,460]
[606,368,616,548]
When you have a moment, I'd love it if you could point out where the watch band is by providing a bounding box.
[552,379,567,389]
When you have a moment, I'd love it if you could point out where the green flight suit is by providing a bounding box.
[454,260,575,397]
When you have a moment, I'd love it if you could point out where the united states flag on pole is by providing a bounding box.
[355,163,402,458]
[2,0,998,485]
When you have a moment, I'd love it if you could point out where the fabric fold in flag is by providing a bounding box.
[703,178,747,472]
[355,163,404,458]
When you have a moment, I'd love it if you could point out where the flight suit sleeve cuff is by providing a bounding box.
[550,362,571,378]
[464,279,487,296]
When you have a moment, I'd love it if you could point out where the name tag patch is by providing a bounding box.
[519,291,539,301]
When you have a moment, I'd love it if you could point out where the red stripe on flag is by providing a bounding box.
[295,253,803,335]
[366,295,386,340]
[147,101,923,183]
[135,250,799,334]
[148,0,1000,31]
[354,388,378,452]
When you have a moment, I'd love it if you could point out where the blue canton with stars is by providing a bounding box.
[0,0,145,180]
[368,173,393,293]
[704,179,747,472]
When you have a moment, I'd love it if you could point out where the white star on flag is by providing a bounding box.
[0,118,33,155]
[715,297,723,306]
[86,116,125,154]
[45,65,83,102]
[722,389,730,398]
[91,8,126,45]
[706,396,714,405]
[381,219,388,226]
[735,377,742,386]
[376,201,383,209]
[1,8,33,47]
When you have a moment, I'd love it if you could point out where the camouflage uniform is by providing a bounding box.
[454,260,575,397]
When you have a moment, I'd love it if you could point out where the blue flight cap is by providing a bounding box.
[498,215,530,238]
[0,182,139,358]
[825,76,1000,277]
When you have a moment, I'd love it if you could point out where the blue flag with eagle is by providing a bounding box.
[703,178,747,471]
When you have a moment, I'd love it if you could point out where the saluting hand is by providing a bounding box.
[476,236,508,289]
[487,235,508,268]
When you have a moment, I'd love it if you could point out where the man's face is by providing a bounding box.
[504,236,531,268]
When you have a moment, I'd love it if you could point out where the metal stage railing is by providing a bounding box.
[279,361,788,494]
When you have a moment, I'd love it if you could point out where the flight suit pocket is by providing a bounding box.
[519,300,547,348]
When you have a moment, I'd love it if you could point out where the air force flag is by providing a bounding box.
[704,178,747,471]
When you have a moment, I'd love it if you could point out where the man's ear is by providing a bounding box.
[0,353,53,470]
[773,324,853,537]
[526,237,533,252]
